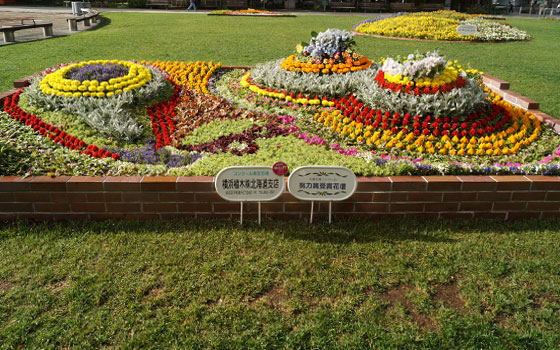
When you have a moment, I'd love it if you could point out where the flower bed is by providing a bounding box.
[1,30,559,178]
[353,10,530,42]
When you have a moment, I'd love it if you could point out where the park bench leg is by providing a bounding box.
[43,25,54,37]
[84,18,91,26]
[68,19,78,31]
[3,31,15,43]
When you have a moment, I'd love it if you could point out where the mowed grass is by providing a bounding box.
[0,13,559,117]
[0,219,559,348]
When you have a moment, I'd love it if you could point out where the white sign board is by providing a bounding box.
[457,24,477,36]
[215,166,285,202]
[288,166,357,201]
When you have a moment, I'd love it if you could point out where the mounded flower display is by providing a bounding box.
[353,11,530,42]
[2,29,559,177]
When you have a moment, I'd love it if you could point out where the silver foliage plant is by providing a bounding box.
[355,76,490,117]
[24,66,170,142]
[249,58,379,97]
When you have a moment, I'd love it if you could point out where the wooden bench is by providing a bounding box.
[221,0,248,8]
[146,0,171,8]
[67,9,99,32]
[418,3,444,11]
[0,18,54,43]
[389,2,415,11]
[329,0,356,11]
[359,1,385,11]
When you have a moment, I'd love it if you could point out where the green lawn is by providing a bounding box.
[0,13,559,118]
[0,219,559,348]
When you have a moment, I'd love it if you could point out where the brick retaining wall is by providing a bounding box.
[2,74,560,222]
[1,175,560,221]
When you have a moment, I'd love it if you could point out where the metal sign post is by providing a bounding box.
[215,166,285,225]
[288,166,357,224]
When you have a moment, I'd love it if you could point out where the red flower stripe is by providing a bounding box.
[3,90,119,160]
[148,83,181,150]
[333,94,512,138]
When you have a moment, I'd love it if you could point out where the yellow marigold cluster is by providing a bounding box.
[40,60,151,98]
[280,55,372,74]
[355,14,477,41]
[385,66,460,88]
[314,97,541,156]
[147,60,221,95]
[240,72,335,106]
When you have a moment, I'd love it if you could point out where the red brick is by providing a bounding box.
[443,192,478,202]
[473,212,507,220]
[525,176,560,191]
[507,212,541,220]
[460,202,493,211]
[260,203,284,212]
[124,213,159,220]
[30,176,70,191]
[349,213,405,219]
[373,192,390,202]
[87,193,123,202]
[458,176,496,191]
[389,192,408,202]
[477,192,512,201]
[439,212,474,220]
[493,202,526,211]
[106,203,142,212]
[195,192,223,202]
[0,213,17,221]
[546,192,560,201]
[276,193,294,201]
[13,192,51,202]
[0,193,12,202]
[407,192,443,202]
[0,203,33,212]
[122,192,159,202]
[317,202,354,212]
[491,176,531,191]
[103,176,142,191]
[176,176,214,191]
[0,176,32,191]
[390,203,424,212]
[482,74,510,90]
[285,203,312,212]
[50,192,87,203]
[424,176,462,191]
[178,202,212,212]
[141,176,177,191]
[265,213,302,220]
[511,191,546,201]
[67,176,105,191]
[541,212,560,219]
[425,202,459,212]
[143,203,177,212]
[160,213,197,220]
[213,202,243,212]
[526,202,560,211]
[90,213,126,220]
[196,213,232,220]
[18,213,89,221]
[356,177,391,191]
[70,203,106,212]
[344,192,372,202]
[405,212,439,220]
[34,203,70,212]
[354,203,388,212]
[157,192,195,202]
[390,176,426,191]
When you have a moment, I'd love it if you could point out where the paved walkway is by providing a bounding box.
[0,5,556,46]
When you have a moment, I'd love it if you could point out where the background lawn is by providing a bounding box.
[0,218,559,348]
[0,13,559,118]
